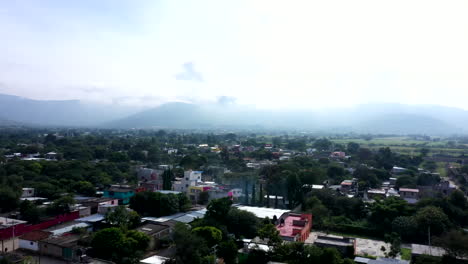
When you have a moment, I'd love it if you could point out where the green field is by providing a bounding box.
[331,136,466,157]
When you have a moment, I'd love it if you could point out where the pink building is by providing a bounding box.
[276,213,312,242]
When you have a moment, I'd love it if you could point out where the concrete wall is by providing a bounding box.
[0,237,19,253]
[39,242,63,258]
[19,239,39,251]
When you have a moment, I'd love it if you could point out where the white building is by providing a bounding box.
[19,230,51,251]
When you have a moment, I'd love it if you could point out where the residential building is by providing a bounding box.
[103,186,135,205]
[80,197,119,214]
[137,168,164,183]
[276,213,312,242]
[234,206,290,220]
[367,189,386,200]
[399,188,419,204]
[19,230,51,252]
[45,152,58,160]
[21,188,35,198]
[330,152,346,159]
[136,223,171,250]
[340,180,354,193]
[140,255,169,264]
[0,237,19,253]
[176,171,203,193]
[0,217,27,253]
[392,166,407,174]
[39,235,84,261]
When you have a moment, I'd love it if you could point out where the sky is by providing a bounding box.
[1,0,468,109]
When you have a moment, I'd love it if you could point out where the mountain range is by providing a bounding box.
[0,93,466,135]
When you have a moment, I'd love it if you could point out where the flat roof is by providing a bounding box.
[42,235,81,247]
[140,255,169,264]
[399,188,419,192]
[76,214,105,223]
[235,205,290,219]
[137,223,170,235]
[45,222,90,236]
[0,217,27,228]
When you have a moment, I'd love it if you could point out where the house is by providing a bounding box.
[97,204,119,215]
[80,197,119,214]
[392,166,407,174]
[19,230,51,252]
[136,223,171,250]
[176,171,203,193]
[0,217,27,253]
[137,168,164,183]
[234,206,290,220]
[433,180,456,196]
[399,188,419,204]
[39,235,84,261]
[103,186,135,205]
[45,152,58,160]
[188,185,211,203]
[276,213,312,242]
[44,221,91,236]
[140,254,169,264]
[340,180,354,193]
[21,188,35,198]
[314,234,356,256]
[331,152,346,159]
[367,189,386,200]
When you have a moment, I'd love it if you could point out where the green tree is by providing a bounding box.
[227,208,259,238]
[415,206,450,237]
[435,230,468,259]
[205,198,232,224]
[285,171,302,209]
[193,226,222,247]
[105,206,141,229]
[258,223,282,247]
[91,227,149,264]
[392,216,417,241]
[0,186,20,213]
[162,169,174,190]
[217,239,238,264]
[19,200,42,223]
[172,223,204,264]
[347,142,360,154]
[47,196,75,215]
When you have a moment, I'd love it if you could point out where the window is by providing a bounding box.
[4,248,7,252]
[30,242,34,245]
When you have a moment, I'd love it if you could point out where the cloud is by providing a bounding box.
[0,0,468,110]
[217,96,237,105]
[175,62,203,82]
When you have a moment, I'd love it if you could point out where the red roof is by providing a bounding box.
[20,230,51,241]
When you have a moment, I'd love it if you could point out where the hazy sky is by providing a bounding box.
[1,0,468,109]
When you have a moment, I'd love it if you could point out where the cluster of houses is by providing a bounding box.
[134,167,244,205]
[335,166,457,204]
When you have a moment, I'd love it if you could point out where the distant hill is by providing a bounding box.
[107,102,466,135]
[0,116,24,127]
[1,93,467,134]
[0,93,139,127]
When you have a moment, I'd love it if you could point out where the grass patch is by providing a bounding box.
[401,248,412,261]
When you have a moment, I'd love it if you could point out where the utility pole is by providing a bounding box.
[428,226,432,255]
